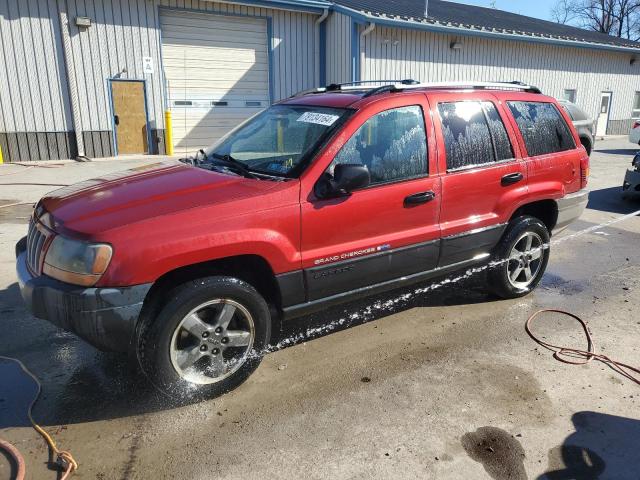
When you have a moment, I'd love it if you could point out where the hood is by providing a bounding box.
[39,161,282,236]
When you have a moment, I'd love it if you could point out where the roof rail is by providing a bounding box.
[388,81,542,94]
[288,79,419,98]
[290,80,541,98]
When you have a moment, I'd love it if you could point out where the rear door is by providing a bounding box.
[504,98,582,197]
[299,94,442,301]
[429,91,527,267]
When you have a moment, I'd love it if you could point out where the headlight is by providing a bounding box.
[43,236,113,287]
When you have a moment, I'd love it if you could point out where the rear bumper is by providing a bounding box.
[622,169,640,197]
[15,238,152,352]
[553,188,589,235]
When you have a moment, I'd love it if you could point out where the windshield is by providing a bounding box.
[204,104,348,177]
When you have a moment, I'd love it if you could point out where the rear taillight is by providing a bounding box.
[633,121,640,129]
[580,156,590,188]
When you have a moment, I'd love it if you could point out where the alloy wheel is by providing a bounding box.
[506,231,544,289]
[169,299,255,384]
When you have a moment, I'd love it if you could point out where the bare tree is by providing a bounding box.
[551,0,640,40]
[551,0,576,24]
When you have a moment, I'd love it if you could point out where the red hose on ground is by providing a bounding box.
[526,309,640,385]
[0,438,26,480]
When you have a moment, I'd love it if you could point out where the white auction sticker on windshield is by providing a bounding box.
[297,112,340,126]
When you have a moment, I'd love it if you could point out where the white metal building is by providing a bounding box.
[1,0,640,162]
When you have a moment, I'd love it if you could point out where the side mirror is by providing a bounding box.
[315,164,370,199]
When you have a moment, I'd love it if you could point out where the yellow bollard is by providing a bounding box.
[164,110,174,156]
[0,141,3,164]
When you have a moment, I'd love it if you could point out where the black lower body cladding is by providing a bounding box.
[15,238,151,352]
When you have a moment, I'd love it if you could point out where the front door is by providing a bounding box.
[300,95,442,301]
[596,92,612,136]
[111,80,148,155]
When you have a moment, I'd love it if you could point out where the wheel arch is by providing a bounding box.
[140,255,282,328]
[579,134,592,156]
[509,199,558,234]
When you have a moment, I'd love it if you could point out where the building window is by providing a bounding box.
[562,89,577,103]
[632,92,640,118]
[329,106,428,185]
[507,101,576,157]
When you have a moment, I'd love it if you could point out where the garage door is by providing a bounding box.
[160,10,270,155]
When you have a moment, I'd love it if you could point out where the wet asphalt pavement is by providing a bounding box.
[0,141,639,479]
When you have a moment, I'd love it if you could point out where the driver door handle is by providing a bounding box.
[404,191,435,206]
[501,172,523,186]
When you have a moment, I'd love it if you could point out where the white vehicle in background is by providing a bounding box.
[629,121,640,145]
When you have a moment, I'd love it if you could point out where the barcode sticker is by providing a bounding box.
[297,112,340,126]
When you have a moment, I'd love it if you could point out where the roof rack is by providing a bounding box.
[288,79,420,98]
[291,80,542,98]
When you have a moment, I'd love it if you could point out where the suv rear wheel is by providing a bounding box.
[488,216,550,298]
[137,276,271,401]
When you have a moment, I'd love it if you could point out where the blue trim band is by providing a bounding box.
[267,17,275,103]
[351,20,359,82]
[319,19,327,86]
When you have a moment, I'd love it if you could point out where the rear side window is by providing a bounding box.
[507,101,576,157]
[483,102,513,161]
[438,101,513,171]
[329,105,428,185]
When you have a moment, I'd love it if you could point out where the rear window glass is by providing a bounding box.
[507,101,576,157]
[438,101,513,170]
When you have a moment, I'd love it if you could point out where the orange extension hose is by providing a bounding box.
[0,356,78,480]
[526,309,640,386]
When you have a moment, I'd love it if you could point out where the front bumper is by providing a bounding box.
[622,169,640,198]
[553,188,589,235]
[16,238,152,352]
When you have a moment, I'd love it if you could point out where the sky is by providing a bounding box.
[449,0,558,22]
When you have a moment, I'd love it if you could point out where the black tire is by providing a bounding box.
[488,216,550,299]
[137,276,271,402]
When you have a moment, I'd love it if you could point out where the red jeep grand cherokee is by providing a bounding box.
[16,81,589,399]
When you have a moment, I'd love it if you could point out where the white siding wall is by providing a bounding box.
[361,26,640,133]
[0,0,71,132]
[66,0,164,133]
[325,11,351,84]
[0,0,320,160]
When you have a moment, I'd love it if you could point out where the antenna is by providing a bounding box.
[425,0,429,17]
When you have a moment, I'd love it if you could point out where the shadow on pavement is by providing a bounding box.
[586,186,640,214]
[538,411,640,479]
[0,275,496,427]
[592,148,638,156]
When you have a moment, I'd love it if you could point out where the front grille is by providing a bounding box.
[26,219,51,275]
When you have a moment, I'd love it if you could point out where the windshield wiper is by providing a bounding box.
[207,152,259,179]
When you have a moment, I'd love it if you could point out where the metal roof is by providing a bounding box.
[332,0,640,51]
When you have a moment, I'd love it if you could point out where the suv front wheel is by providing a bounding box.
[488,216,550,299]
[137,276,271,401]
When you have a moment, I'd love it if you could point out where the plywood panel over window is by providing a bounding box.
[160,10,270,154]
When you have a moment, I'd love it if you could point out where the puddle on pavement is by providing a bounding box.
[0,359,39,428]
[0,200,33,224]
[461,426,527,480]
[540,273,587,295]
